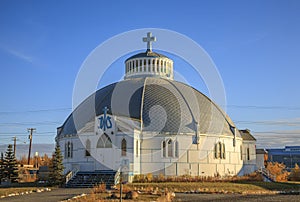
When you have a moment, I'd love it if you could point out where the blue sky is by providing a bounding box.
[0,0,300,150]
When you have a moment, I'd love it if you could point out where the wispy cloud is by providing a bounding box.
[5,48,34,64]
[255,129,300,148]
[237,120,300,127]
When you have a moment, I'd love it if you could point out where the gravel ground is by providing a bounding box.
[174,193,300,202]
[0,188,91,202]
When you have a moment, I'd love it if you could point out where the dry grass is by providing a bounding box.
[65,180,300,201]
[128,181,300,194]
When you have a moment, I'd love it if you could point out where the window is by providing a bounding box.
[215,142,220,159]
[221,143,226,159]
[65,141,73,158]
[121,138,127,156]
[67,142,71,158]
[97,133,112,148]
[64,143,67,158]
[136,140,139,157]
[247,148,250,160]
[70,142,73,158]
[162,141,166,157]
[215,142,225,159]
[85,139,91,157]
[168,139,173,157]
[175,141,179,158]
[240,145,243,160]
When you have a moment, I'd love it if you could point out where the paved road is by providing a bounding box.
[0,188,91,202]
[174,193,300,202]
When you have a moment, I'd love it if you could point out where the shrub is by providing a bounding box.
[92,183,106,193]
[289,164,300,181]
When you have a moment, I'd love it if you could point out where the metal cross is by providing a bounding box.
[143,32,156,52]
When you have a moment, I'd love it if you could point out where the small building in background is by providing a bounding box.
[256,149,268,169]
[267,146,300,170]
[239,129,257,175]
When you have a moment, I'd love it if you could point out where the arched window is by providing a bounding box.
[240,145,243,160]
[175,141,179,158]
[85,139,91,157]
[67,142,71,158]
[121,138,127,156]
[221,143,226,159]
[215,142,221,159]
[64,143,67,158]
[168,139,173,157]
[162,141,166,157]
[136,140,139,157]
[247,148,250,160]
[70,142,73,158]
[97,133,112,148]
[215,142,225,159]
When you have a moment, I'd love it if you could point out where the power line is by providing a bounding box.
[234,120,300,126]
[226,105,300,110]
[253,131,300,135]
[0,121,61,126]
[0,107,71,115]
[0,132,55,135]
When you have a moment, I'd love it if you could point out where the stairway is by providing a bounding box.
[65,170,117,188]
[258,167,276,182]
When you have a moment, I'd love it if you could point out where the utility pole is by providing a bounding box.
[13,136,17,157]
[27,128,36,165]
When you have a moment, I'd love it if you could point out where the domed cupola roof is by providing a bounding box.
[124,32,174,80]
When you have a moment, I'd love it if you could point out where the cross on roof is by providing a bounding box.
[143,32,156,52]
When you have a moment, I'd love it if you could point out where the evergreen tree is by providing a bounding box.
[0,152,4,182]
[3,144,19,183]
[49,142,64,186]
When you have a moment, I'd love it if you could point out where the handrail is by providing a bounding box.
[65,168,79,184]
[258,167,276,182]
[114,167,121,185]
